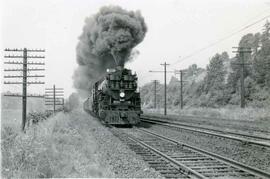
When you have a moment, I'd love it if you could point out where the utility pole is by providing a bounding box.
[265,62,270,87]
[45,85,64,114]
[152,80,159,108]
[3,48,45,132]
[175,70,186,110]
[232,47,252,108]
[161,62,170,115]
[53,85,56,112]
[150,62,173,115]
[22,49,27,128]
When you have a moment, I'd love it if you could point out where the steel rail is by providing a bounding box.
[110,128,203,179]
[126,131,206,179]
[141,115,270,140]
[141,117,270,148]
[142,114,270,134]
[138,128,270,179]
[142,116,270,140]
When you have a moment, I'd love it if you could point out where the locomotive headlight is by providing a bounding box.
[120,92,125,98]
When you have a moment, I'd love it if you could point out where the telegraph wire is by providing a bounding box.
[170,14,270,67]
[139,11,270,84]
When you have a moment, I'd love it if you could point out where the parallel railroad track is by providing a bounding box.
[140,116,270,148]
[143,114,270,134]
[110,127,270,179]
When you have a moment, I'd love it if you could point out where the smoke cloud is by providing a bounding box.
[73,6,147,96]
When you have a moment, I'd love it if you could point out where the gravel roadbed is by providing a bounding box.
[145,124,270,173]
[85,113,162,178]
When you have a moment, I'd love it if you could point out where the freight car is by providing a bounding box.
[83,66,142,125]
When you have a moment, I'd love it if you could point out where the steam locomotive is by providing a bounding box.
[83,66,142,125]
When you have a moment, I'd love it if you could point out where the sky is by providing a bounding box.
[1,0,270,98]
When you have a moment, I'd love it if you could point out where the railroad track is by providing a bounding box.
[141,116,270,148]
[110,127,270,178]
[142,114,270,135]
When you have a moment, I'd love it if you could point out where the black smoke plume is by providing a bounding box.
[73,6,147,96]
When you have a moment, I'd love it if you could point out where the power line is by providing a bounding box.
[139,62,175,85]
[140,14,270,84]
[45,85,65,114]
[139,11,270,86]
[3,48,45,132]
[170,14,270,67]
[149,62,174,115]
[175,70,187,110]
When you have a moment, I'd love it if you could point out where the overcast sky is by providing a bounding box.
[1,0,270,97]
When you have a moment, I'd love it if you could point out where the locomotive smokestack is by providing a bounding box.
[116,66,124,71]
[73,5,147,96]
[111,50,126,67]
[111,51,121,67]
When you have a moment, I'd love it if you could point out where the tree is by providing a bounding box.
[239,33,260,53]
[186,64,198,77]
[201,53,227,106]
[204,53,226,92]
[253,21,270,87]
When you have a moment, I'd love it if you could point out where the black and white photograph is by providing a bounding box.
[1,0,270,178]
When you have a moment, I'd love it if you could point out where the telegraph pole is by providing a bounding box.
[232,47,252,108]
[150,62,173,115]
[53,85,56,112]
[152,80,159,108]
[264,62,270,88]
[175,70,186,109]
[22,49,27,129]
[3,48,45,131]
[180,71,183,109]
[45,85,64,114]
[161,62,170,115]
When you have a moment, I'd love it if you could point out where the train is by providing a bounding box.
[83,66,142,125]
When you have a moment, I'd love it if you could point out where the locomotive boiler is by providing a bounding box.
[83,66,142,125]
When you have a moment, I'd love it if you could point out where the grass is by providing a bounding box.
[144,106,270,121]
[1,109,22,131]
[1,110,110,178]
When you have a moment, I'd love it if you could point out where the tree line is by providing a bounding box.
[140,21,270,108]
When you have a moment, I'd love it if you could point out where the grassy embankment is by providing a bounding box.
[1,109,111,178]
[144,106,270,121]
